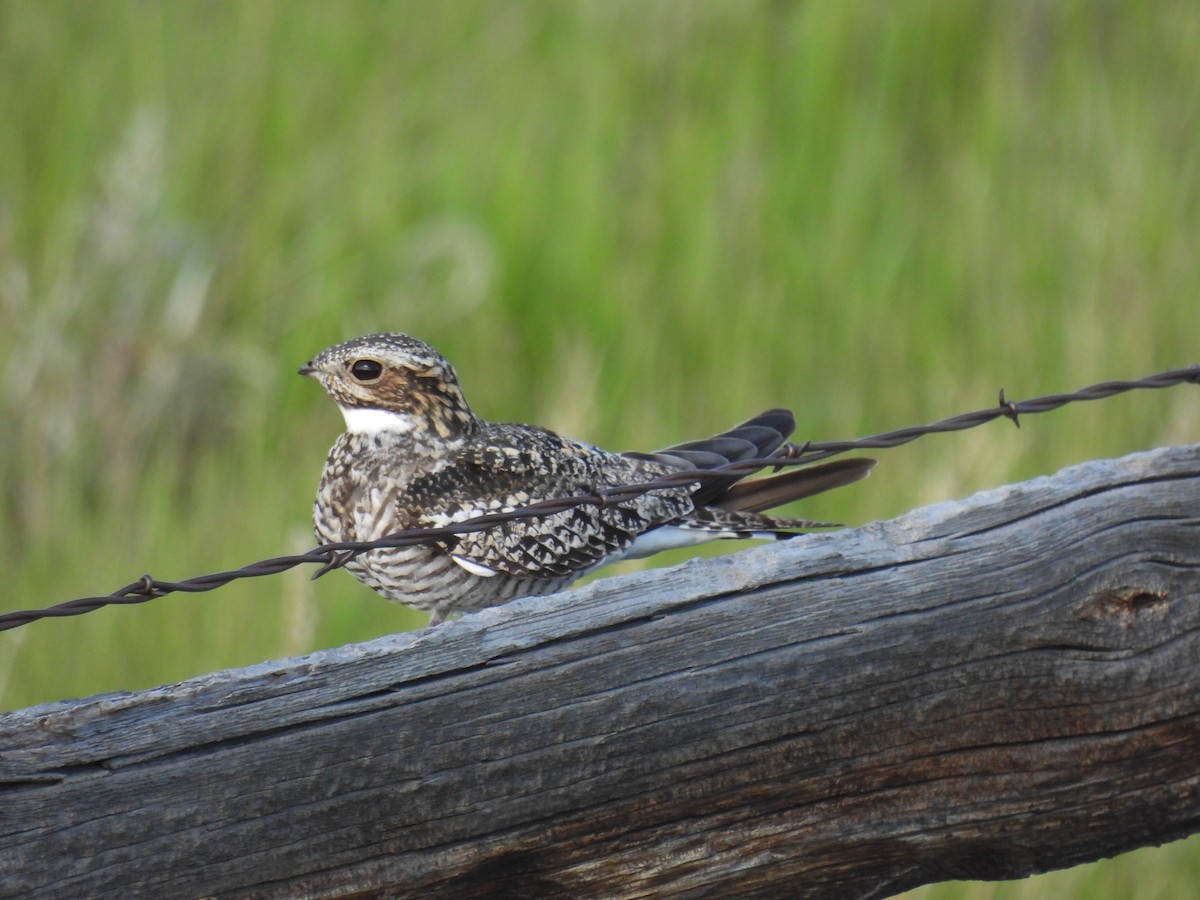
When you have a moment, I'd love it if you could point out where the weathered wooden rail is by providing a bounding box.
[2,444,1198,899]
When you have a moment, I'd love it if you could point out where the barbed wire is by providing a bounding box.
[2,364,1197,632]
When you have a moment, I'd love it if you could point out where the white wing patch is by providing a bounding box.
[451,555,500,577]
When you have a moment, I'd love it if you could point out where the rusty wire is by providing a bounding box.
[2,364,1197,632]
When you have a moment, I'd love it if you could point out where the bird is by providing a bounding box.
[300,333,875,624]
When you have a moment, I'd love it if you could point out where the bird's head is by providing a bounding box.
[299,333,477,438]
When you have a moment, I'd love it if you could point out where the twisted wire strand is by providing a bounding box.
[2,364,1196,632]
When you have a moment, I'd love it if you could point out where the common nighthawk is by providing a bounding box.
[300,333,874,624]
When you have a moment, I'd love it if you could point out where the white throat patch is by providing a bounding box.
[340,406,418,435]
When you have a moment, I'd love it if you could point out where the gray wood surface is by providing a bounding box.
[2,444,1199,899]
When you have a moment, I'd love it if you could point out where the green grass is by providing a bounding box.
[1,1,1198,895]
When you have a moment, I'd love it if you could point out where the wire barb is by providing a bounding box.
[310,550,355,581]
[1,364,1196,633]
[998,389,1020,428]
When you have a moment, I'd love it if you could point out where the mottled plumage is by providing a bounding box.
[300,333,874,624]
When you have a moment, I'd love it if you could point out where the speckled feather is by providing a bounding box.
[300,333,874,623]
[406,423,694,578]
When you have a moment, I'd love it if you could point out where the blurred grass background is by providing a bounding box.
[1,1,1197,895]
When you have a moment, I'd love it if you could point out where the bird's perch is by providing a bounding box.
[2,444,1199,899]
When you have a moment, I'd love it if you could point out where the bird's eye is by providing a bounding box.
[350,359,384,382]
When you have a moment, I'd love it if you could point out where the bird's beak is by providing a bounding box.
[298,363,317,377]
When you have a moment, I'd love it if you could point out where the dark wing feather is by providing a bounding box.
[624,409,797,506]
[624,409,874,514]
[716,458,876,513]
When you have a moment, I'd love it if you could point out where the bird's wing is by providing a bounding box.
[406,425,694,580]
